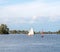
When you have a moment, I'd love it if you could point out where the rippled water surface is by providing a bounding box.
[0,34,60,52]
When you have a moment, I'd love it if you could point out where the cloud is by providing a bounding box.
[0,0,60,24]
[28,16,37,24]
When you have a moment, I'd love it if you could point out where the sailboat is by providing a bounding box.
[28,28,34,36]
[41,31,44,38]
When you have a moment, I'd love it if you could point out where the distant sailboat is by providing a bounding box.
[28,28,34,36]
[41,31,44,38]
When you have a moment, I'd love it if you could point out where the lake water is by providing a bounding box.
[0,34,60,52]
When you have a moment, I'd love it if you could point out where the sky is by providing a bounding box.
[0,0,60,32]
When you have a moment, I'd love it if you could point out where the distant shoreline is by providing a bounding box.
[0,24,60,34]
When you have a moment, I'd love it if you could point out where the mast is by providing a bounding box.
[41,30,44,38]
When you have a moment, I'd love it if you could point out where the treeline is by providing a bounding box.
[9,30,60,34]
[9,30,28,34]
[0,24,28,34]
[9,30,36,34]
[39,31,60,34]
[0,24,60,34]
[0,24,9,34]
[34,31,60,34]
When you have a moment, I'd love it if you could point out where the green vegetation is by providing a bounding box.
[0,24,9,34]
[9,30,28,34]
[57,30,60,34]
[0,24,60,34]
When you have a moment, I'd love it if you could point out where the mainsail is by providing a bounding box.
[28,28,34,36]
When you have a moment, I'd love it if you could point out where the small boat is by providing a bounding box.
[41,31,44,38]
[28,28,34,36]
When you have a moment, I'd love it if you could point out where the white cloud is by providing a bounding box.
[32,16,37,20]
[0,0,60,24]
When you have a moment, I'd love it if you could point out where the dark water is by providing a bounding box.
[0,34,60,52]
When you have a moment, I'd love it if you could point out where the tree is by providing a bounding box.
[9,30,17,34]
[0,24,9,34]
[57,30,60,34]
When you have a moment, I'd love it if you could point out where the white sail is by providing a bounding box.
[28,28,34,36]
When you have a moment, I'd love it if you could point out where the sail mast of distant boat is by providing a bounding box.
[28,28,34,36]
[41,30,44,38]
